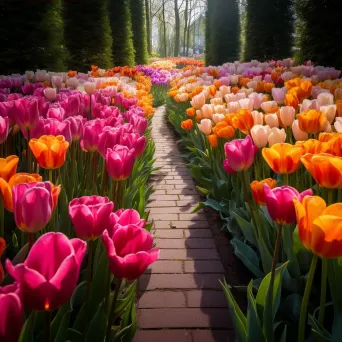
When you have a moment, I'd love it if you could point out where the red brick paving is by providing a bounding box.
[135,107,234,341]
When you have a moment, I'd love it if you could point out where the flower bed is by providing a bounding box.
[165,59,342,341]
[0,68,158,341]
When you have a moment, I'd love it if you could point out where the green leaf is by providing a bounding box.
[114,281,137,320]
[58,187,71,236]
[54,311,72,342]
[85,302,107,342]
[221,279,248,342]
[67,329,83,342]
[192,202,205,213]
[118,296,137,342]
[196,186,210,195]
[232,211,257,246]
[19,312,36,342]
[230,238,264,278]
[308,315,332,342]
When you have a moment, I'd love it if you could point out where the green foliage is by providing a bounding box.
[244,0,294,61]
[64,0,112,70]
[0,0,68,74]
[109,0,135,67]
[130,0,149,65]
[294,0,342,68]
[206,0,240,65]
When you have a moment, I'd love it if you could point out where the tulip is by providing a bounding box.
[208,134,218,147]
[251,125,270,148]
[261,101,278,114]
[265,113,279,128]
[292,119,308,141]
[214,105,226,114]
[0,238,5,283]
[29,135,69,170]
[120,133,146,158]
[249,93,264,109]
[129,116,148,135]
[335,118,342,133]
[0,173,42,211]
[268,127,286,147]
[44,87,57,102]
[102,224,159,280]
[0,116,9,144]
[295,139,331,155]
[272,87,287,104]
[98,127,121,158]
[13,181,60,233]
[69,196,115,241]
[263,184,312,224]
[318,132,337,143]
[12,98,39,132]
[317,92,334,107]
[80,119,105,152]
[106,145,135,181]
[297,110,327,134]
[279,106,295,127]
[250,178,277,205]
[84,82,96,95]
[212,114,225,124]
[251,111,264,125]
[190,92,206,109]
[320,105,336,123]
[0,156,19,182]
[67,77,79,89]
[232,109,254,134]
[0,283,23,342]
[216,125,235,140]
[201,104,213,118]
[6,232,86,311]
[238,98,254,112]
[112,208,146,229]
[262,143,303,174]
[197,118,212,135]
[64,116,85,142]
[223,136,257,174]
[227,101,240,114]
[181,119,194,131]
[301,153,342,188]
[51,75,63,89]
[294,196,342,258]
[186,107,196,117]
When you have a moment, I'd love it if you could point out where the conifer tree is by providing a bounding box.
[130,0,149,64]
[109,0,135,66]
[64,0,112,70]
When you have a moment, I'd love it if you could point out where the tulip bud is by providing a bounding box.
[265,113,279,128]
[251,111,264,125]
[251,125,270,148]
[67,77,79,89]
[197,119,212,135]
[202,104,213,118]
[279,106,295,127]
[84,82,97,95]
[268,127,286,146]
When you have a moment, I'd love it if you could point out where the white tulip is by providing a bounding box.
[292,120,308,141]
[317,92,334,107]
[265,113,279,128]
[279,106,295,127]
[212,114,225,124]
[268,127,286,146]
[84,82,97,95]
[320,105,336,123]
[251,111,264,125]
[334,117,342,133]
[197,119,212,135]
[251,125,270,148]
[43,87,57,101]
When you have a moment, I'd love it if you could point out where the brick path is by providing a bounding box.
[134,107,235,342]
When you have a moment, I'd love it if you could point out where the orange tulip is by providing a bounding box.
[68,70,77,78]
[319,132,338,143]
[262,143,303,174]
[214,80,221,88]
[0,156,19,182]
[250,178,277,205]
[216,126,235,140]
[294,196,342,258]
[231,86,239,94]
[301,153,342,188]
[329,135,342,157]
[208,134,218,148]
[0,237,5,284]
[29,135,69,169]
[208,85,216,97]
[296,110,327,134]
[232,109,254,135]
[186,107,196,117]
[285,92,299,109]
[181,119,193,131]
[264,82,275,93]
[295,139,331,154]
[225,113,236,126]
[336,100,342,117]
[0,173,42,211]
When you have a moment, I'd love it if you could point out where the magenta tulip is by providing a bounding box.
[12,98,39,131]
[263,185,313,224]
[6,232,86,311]
[106,145,135,181]
[64,115,85,142]
[102,224,159,280]
[129,116,148,135]
[112,209,146,229]
[120,133,146,158]
[0,116,9,144]
[98,126,121,158]
[80,119,106,152]
[46,106,65,121]
[223,136,258,174]
[13,182,58,233]
[69,196,115,241]
[0,283,23,342]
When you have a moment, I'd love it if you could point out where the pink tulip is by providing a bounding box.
[0,283,23,342]
[98,126,121,158]
[0,116,9,144]
[13,182,57,233]
[271,87,287,105]
[64,94,82,117]
[129,116,148,135]
[64,116,85,142]
[263,185,312,224]
[12,98,39,131]
[112,208,146,229]
[47,106,65,121]
[80,119,106,152]
[69,196,115,241]
[6,232,86,311]
[120,133,146,158]
[106,145,135,181]
[223,136,257,174]
[102,224,159,280]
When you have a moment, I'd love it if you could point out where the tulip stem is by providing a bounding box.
[69,143,76,200]
[48,169,53,183]
[106,278,123,342]
[298,254,318,342]
[283,173,289,186]
[101,158,107,196]
[318,258,328,325]
[105,268,113,316]
[86,240,94,314]
[28,233,35,251]
[27,129,32,173]
[44,310,51,342]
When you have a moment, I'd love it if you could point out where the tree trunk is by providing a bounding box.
[162,0,167,57]
[145,0,151,54]
[174,0,180,56]
[183,0,189,55]
[186,1,192,56]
